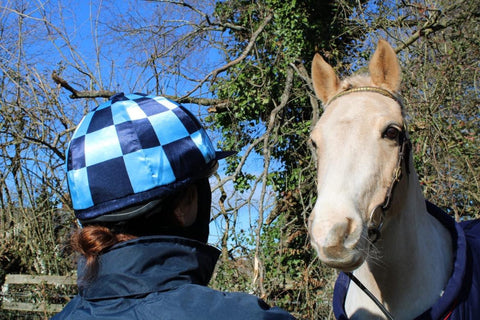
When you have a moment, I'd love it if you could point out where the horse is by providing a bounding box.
[308,40,480,319]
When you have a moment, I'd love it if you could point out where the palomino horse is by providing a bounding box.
[308,40,480,319]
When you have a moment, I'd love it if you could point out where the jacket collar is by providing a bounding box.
[333,202,468,320]
[77,236,220,300]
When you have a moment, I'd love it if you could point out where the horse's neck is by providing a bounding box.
[346,169,453,319]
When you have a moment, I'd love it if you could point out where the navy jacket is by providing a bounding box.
[333,202,480,319]
[52,236,295,320]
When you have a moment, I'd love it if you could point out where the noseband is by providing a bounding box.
[327,86,412,244]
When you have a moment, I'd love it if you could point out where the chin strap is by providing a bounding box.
[346,272,395,320]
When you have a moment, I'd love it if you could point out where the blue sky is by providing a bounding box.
[0,0,280,248]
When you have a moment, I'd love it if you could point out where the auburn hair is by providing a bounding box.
[71,225,136,281]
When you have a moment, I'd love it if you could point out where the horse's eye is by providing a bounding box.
[310,139,317,149]
[383,126,400,140]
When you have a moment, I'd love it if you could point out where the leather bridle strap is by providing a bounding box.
[346,272,395,320]
[368,130,411,243]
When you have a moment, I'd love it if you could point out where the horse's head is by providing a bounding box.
[309,40,408,271]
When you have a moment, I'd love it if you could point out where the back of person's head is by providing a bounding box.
[66,93,233,276]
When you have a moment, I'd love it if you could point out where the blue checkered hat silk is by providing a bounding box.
[66,93,232,221]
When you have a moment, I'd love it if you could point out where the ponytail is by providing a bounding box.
[71,225,136,281]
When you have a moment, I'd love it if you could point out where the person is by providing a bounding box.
[53,93,295,320]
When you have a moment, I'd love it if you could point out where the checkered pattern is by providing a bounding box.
[66,93,220,221]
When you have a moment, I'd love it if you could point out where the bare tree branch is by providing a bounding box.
[163,95,227,109]
[145,0,247,31]
[181,12,273,98]
[51,71,229,108]
[394,12,448,53]
[51,71,115,99]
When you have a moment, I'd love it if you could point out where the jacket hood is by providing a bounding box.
[77,236,220,300]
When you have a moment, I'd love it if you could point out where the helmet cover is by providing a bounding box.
[66,93,234,222]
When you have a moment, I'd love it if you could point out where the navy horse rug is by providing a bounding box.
[333,202,480,320]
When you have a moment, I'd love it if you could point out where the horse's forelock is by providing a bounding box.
[337,74,406,116]
[340,74,373,90]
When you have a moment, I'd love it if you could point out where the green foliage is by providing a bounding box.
[211,0,364,191]
[209,1,368,318]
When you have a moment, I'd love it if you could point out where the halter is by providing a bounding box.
[326,86,411,320]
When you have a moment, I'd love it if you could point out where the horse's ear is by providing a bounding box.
[369,39,401,92]
[311,53,340,106]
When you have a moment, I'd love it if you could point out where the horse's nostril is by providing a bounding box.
[325,220,351,247]
[344,218,353,240]
[314,217,360,255]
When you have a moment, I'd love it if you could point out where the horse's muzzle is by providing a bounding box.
[309,212,367,271]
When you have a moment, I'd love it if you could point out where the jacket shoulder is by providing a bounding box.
[52,285,296,320]
[141,284,296,319]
